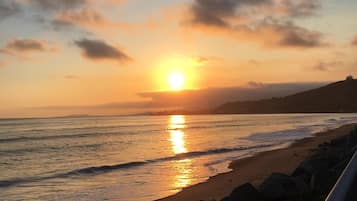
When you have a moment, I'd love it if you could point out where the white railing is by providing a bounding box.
[325,150,357,201]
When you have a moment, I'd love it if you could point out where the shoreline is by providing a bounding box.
[158,123,357,201]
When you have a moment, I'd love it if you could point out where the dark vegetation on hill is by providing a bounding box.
[214,78,357,114]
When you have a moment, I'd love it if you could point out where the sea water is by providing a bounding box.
[1,114,357,201]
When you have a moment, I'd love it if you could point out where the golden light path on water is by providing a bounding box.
[168,115,192,190]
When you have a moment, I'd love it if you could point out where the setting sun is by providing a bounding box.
[168,72,185,91]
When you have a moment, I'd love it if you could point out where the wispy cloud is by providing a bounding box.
[0,0,21,21]
[74,38,131,62]
[311,60,343,71]
[0,38,56,56]
[64,74,80,79]
[6,39,46,52]
[30,0,87,11]
[185,0,325,48]
[189,0,321,27]
[50,8,117,32]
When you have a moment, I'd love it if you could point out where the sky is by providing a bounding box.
[0,0,357,117]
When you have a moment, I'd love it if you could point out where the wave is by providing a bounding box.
[0,130,137,144]
[0,143,104,155]
[0,125,244,144]
[244,127,314,143]
[0,144,275,188]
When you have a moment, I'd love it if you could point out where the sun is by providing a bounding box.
[168,72,185,91]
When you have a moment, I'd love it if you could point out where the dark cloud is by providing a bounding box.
[74,38,131,62]
[30,0,86,11]
[191,0,239,27]
[187,0,324,48]
[0,0,21,21]
[51,18,76,30]
[191,0,271,27]
[230,18,326,48]
[189,0,320,27]
[279,0,321,17]
[265,20,326,47]
[312,61,343,71]
[6,39,45,52]
[0,39,55,59]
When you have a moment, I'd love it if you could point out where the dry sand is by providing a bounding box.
[158,123,357,201]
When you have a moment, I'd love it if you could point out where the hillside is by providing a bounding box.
[214,78,357,114]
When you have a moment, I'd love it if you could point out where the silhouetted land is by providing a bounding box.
[214,78,357,114]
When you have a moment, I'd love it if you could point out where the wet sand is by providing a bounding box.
[158,123,357,201]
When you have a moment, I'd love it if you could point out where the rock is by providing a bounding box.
[293,155,330,177]
[350,145,357,154]
[347,131,357,148]
[292,175,310,194]
[330,136,347,146]
[310,169,334,193]
[221,183,263,201]
[258,173,309,200]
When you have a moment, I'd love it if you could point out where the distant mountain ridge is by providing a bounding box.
[214,78,357,114]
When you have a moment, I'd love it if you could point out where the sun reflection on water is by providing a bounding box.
[169,130,187,154]
[168,115,192,190]
[169,115,185,130]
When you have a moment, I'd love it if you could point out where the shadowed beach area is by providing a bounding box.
[158,123,357,201]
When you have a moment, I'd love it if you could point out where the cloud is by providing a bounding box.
[185,0,325,48]
[276,0,321,17]
[51,8,113,31]
[193,56,223,65]
[0,39,55,56]
[263,19,326,47]
[190,0,272,28]
[64,74,80,79]
[248,59,260,66]
[74,38,131,62]
[30,0,86,11]
[352,35,357,46]
[6,39,46,51]
[0,0,21,21]
[311,61,343,71]
[189,0,321,27]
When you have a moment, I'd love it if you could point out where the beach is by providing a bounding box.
[159,123,357,201]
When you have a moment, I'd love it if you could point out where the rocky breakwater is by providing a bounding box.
[221,126,357,201]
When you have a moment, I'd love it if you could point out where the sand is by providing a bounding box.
[158,123,357,201]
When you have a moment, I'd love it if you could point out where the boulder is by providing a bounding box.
[292,156,330,177]
[258,173,309,200]
[330,136,347,146]
[221,183,263,201]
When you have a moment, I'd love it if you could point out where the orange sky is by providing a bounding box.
[0,0,357,117]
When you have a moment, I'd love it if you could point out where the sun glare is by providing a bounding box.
[155,55,201,91]
[168,72,185,91]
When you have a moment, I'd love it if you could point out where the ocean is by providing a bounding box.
[1,114,357,201]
